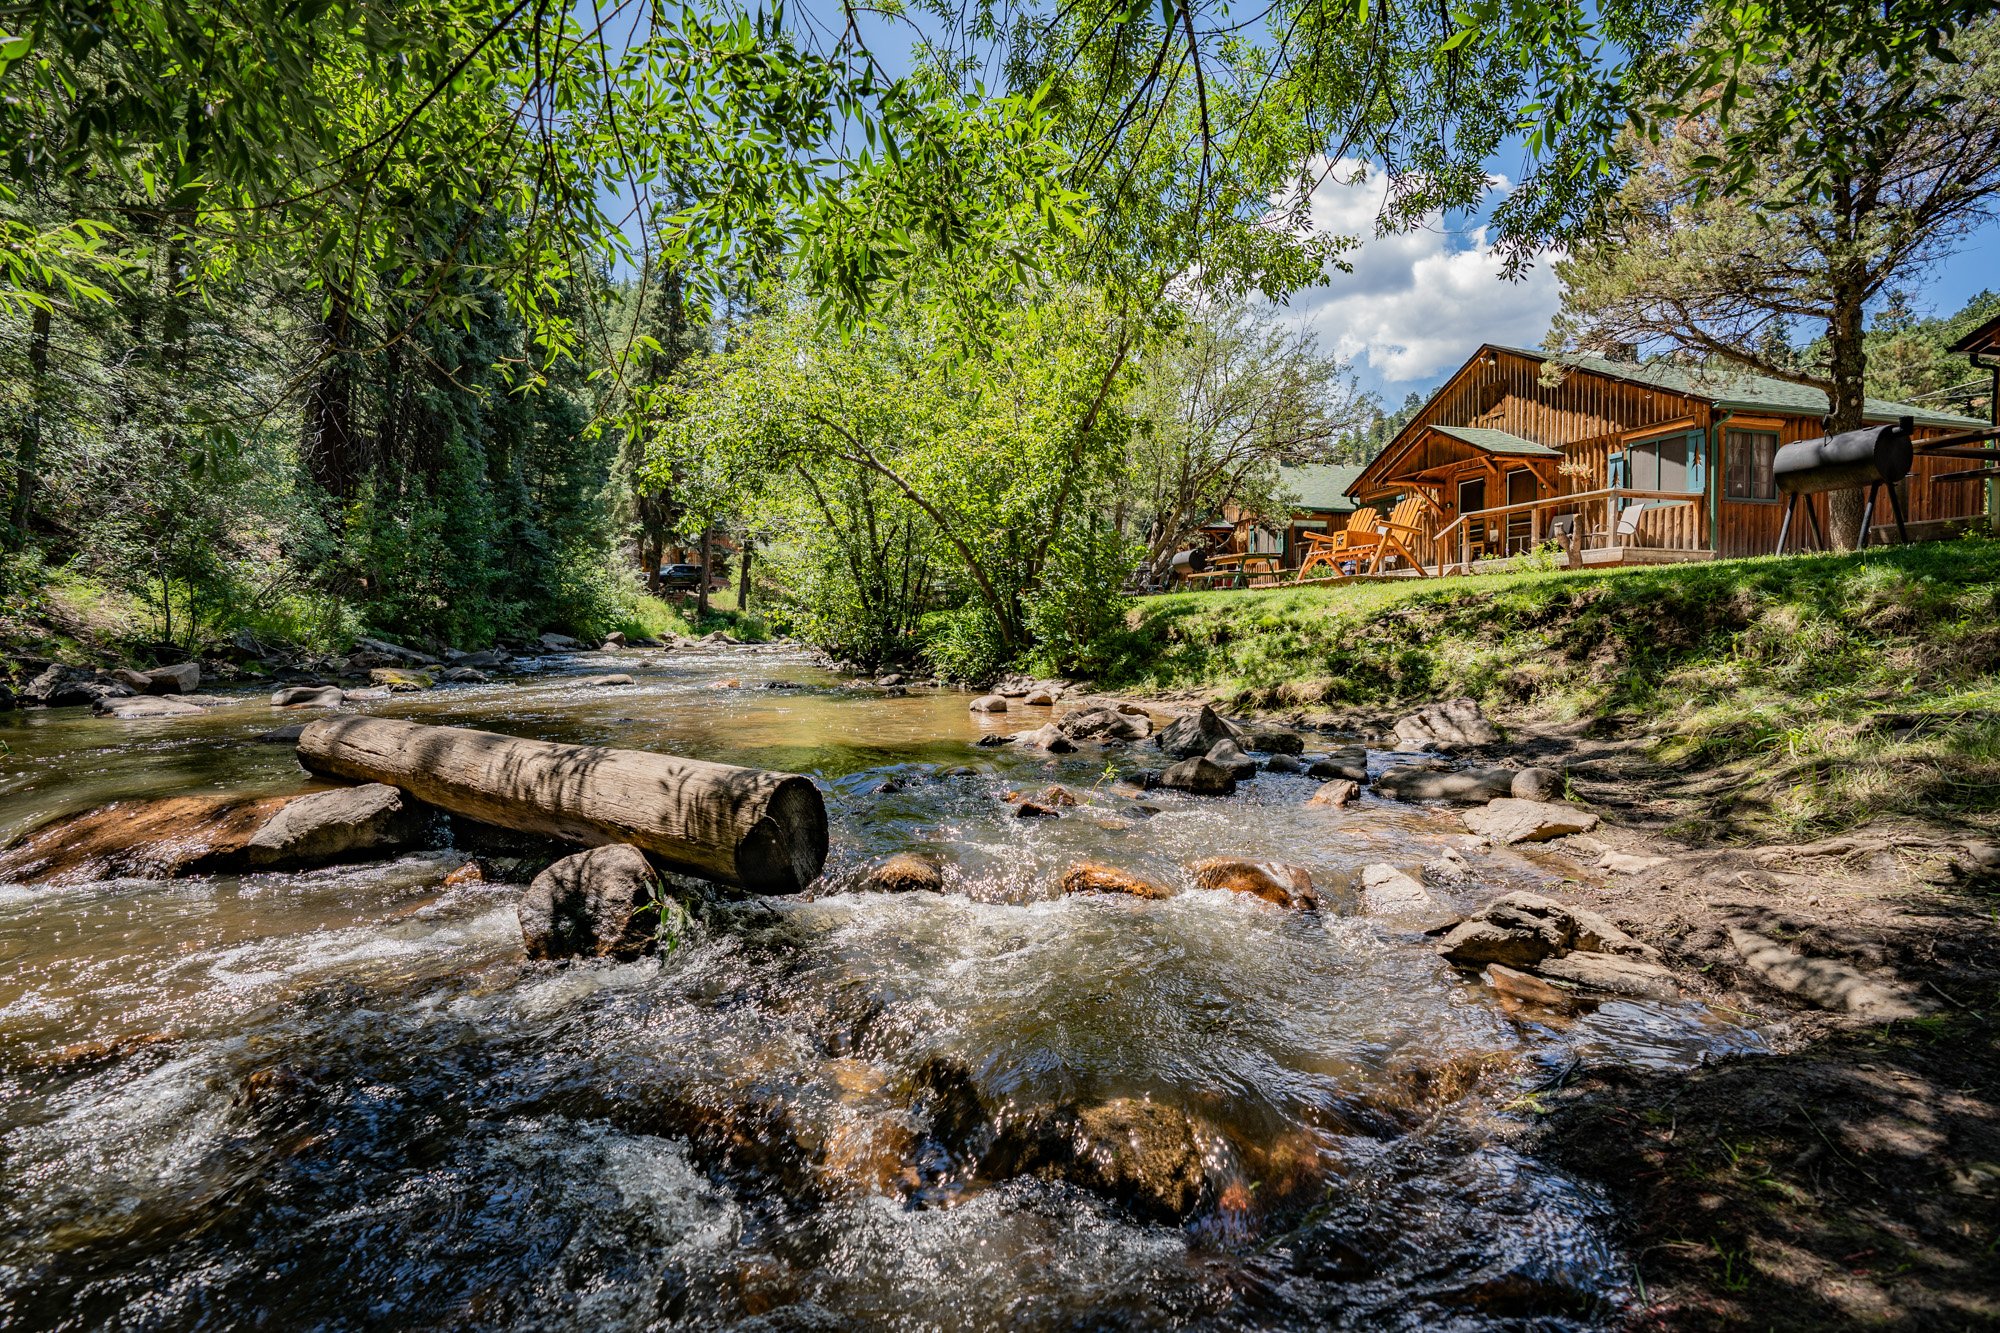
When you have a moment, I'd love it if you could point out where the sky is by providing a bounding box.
[1287,168,2000,406]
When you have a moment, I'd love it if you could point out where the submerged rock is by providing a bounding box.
[575,673,636,688]
[242,784,422,869]
[1461,798,1598,845]
[94,695,204,719]
[1157,756,1236,795]
[368,667,433,692]
[969,695,1008,713]
[1482,962,1573,1007]
[858,853,946,894]
[0,793,293,883]
[1263,753,1304,774]
[1060,860,1173,900]
[1357,863,1440,921]
[1012,723,1076,753]
[983,1097,1208,1223]
[1306,778,1359,808]
[1189,858,1318,910]
[1536,951,1681,1000]
[438,666,490,684]
[1392,698,1499,749]
[517,843,661,960]
[1306,746,1369,782]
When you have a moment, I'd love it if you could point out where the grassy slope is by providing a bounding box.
[1095,537,2000,841]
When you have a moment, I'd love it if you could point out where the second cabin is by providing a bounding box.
[1345,345,1990,574]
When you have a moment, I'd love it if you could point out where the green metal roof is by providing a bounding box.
[1432,425,1562,457]
[1494,346,1989,431]
[1278,462,1365,512]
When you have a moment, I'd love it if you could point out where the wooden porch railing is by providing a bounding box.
[1426,487,1711,574]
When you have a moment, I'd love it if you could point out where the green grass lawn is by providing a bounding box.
[1094,537,2000,839]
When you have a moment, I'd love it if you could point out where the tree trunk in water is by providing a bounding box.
[1825,279,1870,549]
[295,717,828,893]
[737,536,753,611]
[697,526,713,618]
[10,303,51,544]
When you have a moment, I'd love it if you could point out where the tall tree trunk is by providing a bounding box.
[696,526,713,618]
[1824,275,1870,549]
[303,288,357,505]
[10,303,51,544]
[737,535,753,611]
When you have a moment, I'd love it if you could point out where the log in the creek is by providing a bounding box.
[295,716,827,893]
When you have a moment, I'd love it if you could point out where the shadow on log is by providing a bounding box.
[296,717,827,894]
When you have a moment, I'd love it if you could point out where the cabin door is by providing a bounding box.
[1456,477,1490,559]
[1504,469,1538,554]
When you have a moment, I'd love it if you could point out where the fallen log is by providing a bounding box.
[295,716,827,893]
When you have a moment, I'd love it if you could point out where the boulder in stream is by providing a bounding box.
[368,667,433,692]
[95,695,205,719]
[1235,725,1304,755]
[517,843,662,960]
[1203,739,1259,779]
[1306,748,1368,783]
[575,674,636,688]
[1057,706,1150,742]
[0,793,294,883]
[969,695,1008,713]
[1357,863,1440,921]
[1060,860,1173,900]
[1012,723,1076,753]
[1306,778,1359,808]
[272,684,346,708]
[241,784,423,869]
[1155,704,1240,759]
[23,664,129,709]
[858,853,945,893]
[1189,858,1318,910]
[1434,890,1654,969]
[1156,756,1236,795]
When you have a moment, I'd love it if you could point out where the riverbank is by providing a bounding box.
[1082,547,2000,1328]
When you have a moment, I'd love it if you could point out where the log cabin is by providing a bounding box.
[1206,463,1366,574]
[1345,345,1992,574]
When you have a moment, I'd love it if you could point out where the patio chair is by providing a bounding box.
[1584,501,1652,549]
[1363,496,1433,577]
[1297,508,1380,579]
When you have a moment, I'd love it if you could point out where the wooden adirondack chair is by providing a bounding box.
[1297,508,1380,578]
[1363,496,1433,576]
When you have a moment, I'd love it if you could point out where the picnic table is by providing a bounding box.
[1194,552,1286,589]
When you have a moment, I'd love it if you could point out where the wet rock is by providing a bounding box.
[455,648,510,669]
[1461,798,1598,845]
[94,695,205,719]
[1392,698,1499,749]
[1156,704,1240,759]
[1482,963,1573,1006]
[1024,689,1056,706]
[1727,927,1920,1018]
[1434,891,1653,969]
[1357,863,1439,920]
[236,1064,323,1121]
[1189,858,1318,910]
[1375,765,1556,804]
[1306,748,1368,783]
[602,631,628,648]
[0,793,293,883]
[1060,860,1173,900]
[975,733,1010,748]
[539,632,584,651]
[438,666,490,684]
[709,677,742,689]
[442,860,485,887]
[874,672,905,686]
[271,684,346,707]
[1306,778,1359,808]
[254,723,309,744]
[342,686,391,701]
[1236,725,1304,755]
[576,673,636,687]
[969,694,1008,713]
[858,853,945,894]
[1008,784,1080,809]
[1012,723,1076,753]
[1422,847,1477,888]
[1157,756,1236,795]
[1057,706,1150,742]
[983,1098,1207,1223]
[1263,753,1304,774]
[1012,799,1061,819]
[242,783,421,869]
[518,843,661,960]
[1536,951,1681,1000]
[1203,739,1259,779]
[23,664,129,709]
[368,667,433,692]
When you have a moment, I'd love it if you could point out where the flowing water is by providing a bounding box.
[0,646,1766,1331]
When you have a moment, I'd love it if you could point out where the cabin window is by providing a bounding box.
[1625,430,1705,494]
[1725,428,1779,501]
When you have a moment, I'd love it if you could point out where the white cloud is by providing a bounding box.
[1275,162,1562,388]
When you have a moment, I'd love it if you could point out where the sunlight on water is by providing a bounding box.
[0,645,1765,1329]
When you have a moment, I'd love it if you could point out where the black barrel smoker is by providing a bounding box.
[1168,548,1208,582]
[1773,417,1913,554]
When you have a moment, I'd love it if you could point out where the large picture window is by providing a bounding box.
[1623,430,1705,493]
[1725,428,1779,500]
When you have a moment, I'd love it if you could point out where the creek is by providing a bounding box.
[0,645,1766,1330]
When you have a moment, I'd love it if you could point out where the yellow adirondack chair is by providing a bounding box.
[1364,495,1433,576]
[1297,508,1380,579]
